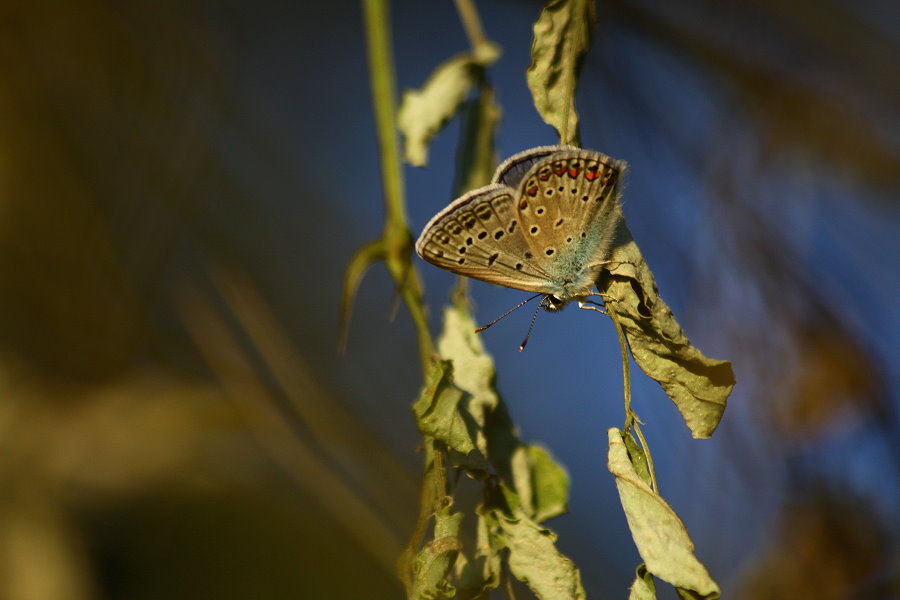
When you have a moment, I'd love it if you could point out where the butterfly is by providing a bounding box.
[415,146,626,313]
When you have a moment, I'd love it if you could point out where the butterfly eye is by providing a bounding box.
[546,295,565,308]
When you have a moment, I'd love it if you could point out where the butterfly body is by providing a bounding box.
[416,146,626,307]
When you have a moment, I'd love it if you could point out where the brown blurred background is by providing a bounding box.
[0,0,897,598]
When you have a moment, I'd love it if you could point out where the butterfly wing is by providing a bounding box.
[415,184,557,294]
[512,149,627,297]
[492,145,579,189]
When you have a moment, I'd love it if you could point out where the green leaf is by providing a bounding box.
[411,505,464,600]
[526,0,595,146]
[526,445,570,523]
[603,220,735,438]
[435,305,500,460]
[412,360,489,473]
[629,563,657,600]
[623,430,652,488]
[608,429,720,599]
[399,44,500,167]
[497,507,586,600]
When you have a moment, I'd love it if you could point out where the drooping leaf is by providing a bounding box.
[603,220,735,438]
[432,306,576,597]
[437,306,570,521]
[608,429,720,599]
[526,0,596,145]
[497,506,586,600]
[399,43,500,167]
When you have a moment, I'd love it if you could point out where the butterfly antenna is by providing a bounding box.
[474,293,542,333]
[519,296,547,352]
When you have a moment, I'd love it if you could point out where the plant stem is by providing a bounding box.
[609,306,658,492]
[454,0,487,48]
[362,0,434,370]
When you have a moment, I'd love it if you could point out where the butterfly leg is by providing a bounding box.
[584,291,620,304]
[578,299,608,316]
[593,259,636,270]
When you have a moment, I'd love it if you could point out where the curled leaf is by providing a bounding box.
[526,0,595,145]
[399,44,500,166]
[412,360,488,472]
[629,563,657,600]
[410,506,464,600]
[338,238,385,350]
[603,220,735,438]
[622,430,653,488]
[608,429,720,599]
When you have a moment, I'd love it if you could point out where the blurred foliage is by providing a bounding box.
[736,484,894,600]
